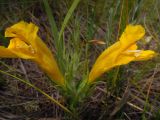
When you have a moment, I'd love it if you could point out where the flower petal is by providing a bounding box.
[88,42,121,82]
[8,38,35,59]
[134,50,156,61]
[5,21,39,50]
[120,25,145,49]
[114,44,138,65]
[5,21,28,38]
[94,41,121,64]
[0,46,17,58]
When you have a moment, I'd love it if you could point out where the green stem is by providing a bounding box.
[112,67,120,88]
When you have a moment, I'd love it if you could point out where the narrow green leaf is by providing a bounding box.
[58,0,81,41]
[0,70,72,114]
[43,0,59,42]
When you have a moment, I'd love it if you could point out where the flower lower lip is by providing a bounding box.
[126,50,142,53]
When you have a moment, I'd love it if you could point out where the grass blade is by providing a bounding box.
[43,0,59,42]
[58,0,81,41]
[0,70,72,114]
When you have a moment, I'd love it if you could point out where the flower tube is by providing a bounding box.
[89,25,156,83]
[0,21,65,87]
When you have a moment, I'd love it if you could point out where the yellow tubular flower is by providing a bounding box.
[0,21,65,87]
[88,25,156,83]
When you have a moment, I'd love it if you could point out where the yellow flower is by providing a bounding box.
[0,21,65,87]
[88,25,156,83]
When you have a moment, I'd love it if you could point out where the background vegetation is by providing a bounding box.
[0,0,160,119]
